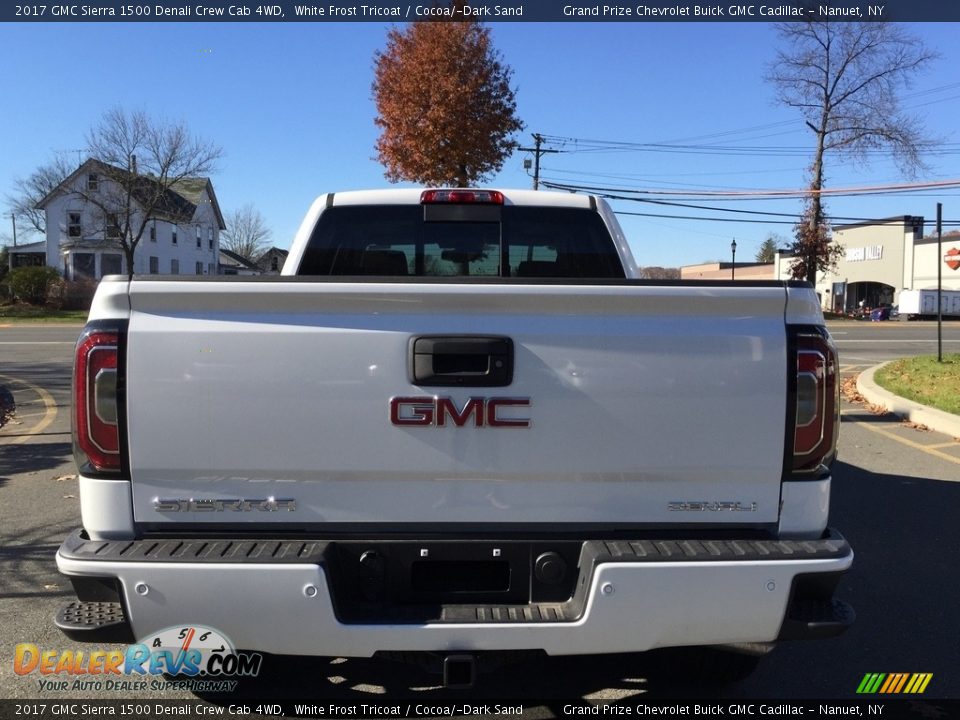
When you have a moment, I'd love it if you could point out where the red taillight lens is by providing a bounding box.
[793,333,839,473]
[74,329,122,474]
[420,189,504,205]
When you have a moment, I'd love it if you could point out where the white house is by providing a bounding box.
[219,248,262,275]
[37,158,225,280]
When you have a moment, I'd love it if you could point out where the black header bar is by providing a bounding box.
[4,0,960,23]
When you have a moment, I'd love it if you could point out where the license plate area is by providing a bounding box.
[411,560,511,595]
[388,542,527,605]
[328,541,582,617]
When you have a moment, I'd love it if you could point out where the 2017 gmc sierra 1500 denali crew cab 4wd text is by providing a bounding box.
[56,188,852,686]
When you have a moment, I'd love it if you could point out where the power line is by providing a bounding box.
[540,178,960,200]
[614,209,960,227]
[538,180,960,227]
[597,194,932,224]
[535,132,960,160]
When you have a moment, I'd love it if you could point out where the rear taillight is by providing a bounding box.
[74,326,124,475]
[792,331,839,474]
[420,189,504,205]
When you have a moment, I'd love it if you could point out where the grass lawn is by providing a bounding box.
[874,354,960,416]
[0,305,88,323]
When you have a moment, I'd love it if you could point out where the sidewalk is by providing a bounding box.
[856,362,960,439]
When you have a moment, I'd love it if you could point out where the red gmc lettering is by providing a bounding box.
[486,398,530,427]
[437,397,484,427]
[390,397,435,426]
[390,397,530,428]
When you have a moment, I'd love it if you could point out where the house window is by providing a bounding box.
[172,227,178,245]
[196,226,202,248]
[87,173,99,192]
[196,261,204,275]
[68,213,82,238]
[208,263,216,275]
[101,254,122,277]
[149,256,159,274]
[171,259,179,275]
[271,256,279,272]
[208,227,214,250]
[150,223,156,242]
[73,253,95,280]
[106,214,120,239]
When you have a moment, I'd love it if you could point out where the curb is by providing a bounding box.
[857,362,960,440]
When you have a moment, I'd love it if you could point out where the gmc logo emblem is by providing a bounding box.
[390,396,531,428]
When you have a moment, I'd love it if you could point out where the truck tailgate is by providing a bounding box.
[125,280,789,529]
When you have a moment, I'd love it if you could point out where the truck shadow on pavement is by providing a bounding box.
[196,649,733,707]
[810,460,960,698]
[0,441,73,477]
[190,460,960,704]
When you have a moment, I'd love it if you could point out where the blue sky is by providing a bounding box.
[1,21,958,268]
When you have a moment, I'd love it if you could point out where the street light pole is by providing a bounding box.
[730,238,737,281]
[937,203,943,363]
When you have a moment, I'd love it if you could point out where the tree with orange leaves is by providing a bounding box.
[372,20,524,187]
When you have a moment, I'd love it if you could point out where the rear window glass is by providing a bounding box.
[297,205,625,279]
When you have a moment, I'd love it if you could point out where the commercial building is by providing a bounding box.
[680,261,774,281]
[774,216,960,313]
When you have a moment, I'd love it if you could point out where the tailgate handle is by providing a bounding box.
[410,336,514,387]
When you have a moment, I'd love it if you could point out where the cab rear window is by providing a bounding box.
[296,205,625,279]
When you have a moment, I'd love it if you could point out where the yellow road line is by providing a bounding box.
[925,441,960,449]
[2,410,49,420]
[0,373,58,445]
[856,420,960,467]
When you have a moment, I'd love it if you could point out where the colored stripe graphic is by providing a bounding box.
[856,673,885,694]
[858,673,932,694]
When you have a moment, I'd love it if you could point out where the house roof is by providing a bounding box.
[8,241,46,254]
[257,247,289,262]
[36,158,224,229]
[219,248,260,271]
[172,176,226,230]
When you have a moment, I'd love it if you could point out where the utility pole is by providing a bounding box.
[10,213,16,247]
[518,133,559,190]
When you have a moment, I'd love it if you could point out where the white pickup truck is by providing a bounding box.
[56,188,852,686]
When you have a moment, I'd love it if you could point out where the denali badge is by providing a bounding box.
[390,396,531,428]
[668,501,758,512]
[154,498,297,512]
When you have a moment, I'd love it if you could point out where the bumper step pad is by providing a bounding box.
[55,601,133,643]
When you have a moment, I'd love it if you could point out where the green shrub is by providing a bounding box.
[61,279,98,311]
[8,266,62,305]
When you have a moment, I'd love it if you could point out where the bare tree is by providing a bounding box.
[221,203,273,262]
[767,21,936,282]
[6,156,74,237]
[70,108,223,278]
